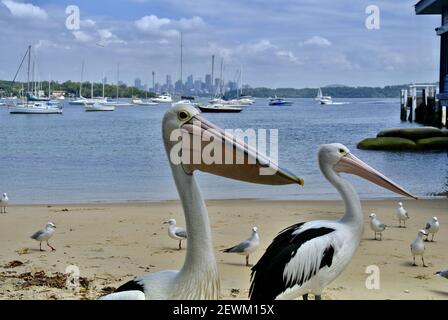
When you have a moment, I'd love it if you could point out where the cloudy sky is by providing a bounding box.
[0,0,441,88]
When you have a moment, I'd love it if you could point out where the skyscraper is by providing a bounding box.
[134,78,142,89]
[166,75,172,93]
[205,74,212,93]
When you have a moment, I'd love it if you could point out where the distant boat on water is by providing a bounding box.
[198,104,242,113]
[131,98,158,106]
[268,97,293,106]
[152,93,173,103]
[84,102,115,112]
[316,88,333,105]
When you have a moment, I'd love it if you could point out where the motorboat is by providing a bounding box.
[268,97,293,106]
[152,93,173,103]
[131,98,158,106]
[316,88,333,104]
[84,102,115,112]
[198,104,242,113]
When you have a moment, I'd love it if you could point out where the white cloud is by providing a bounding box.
[98,29,127,45]
[276,50,301,64]
[72,31,95,43]
[81,19,96,28]
[134,15,205,37]
[299,36,332,47]
[1,0,47,20]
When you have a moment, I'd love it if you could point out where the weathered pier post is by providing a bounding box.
[400,89,408,121]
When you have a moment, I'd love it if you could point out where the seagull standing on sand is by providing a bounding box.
[435,270,448,279]
[222,226,260,266]
[164,218,187,250]
[0,193,8,213]
[30,222,56,251]
[397,202,409,228]
[410,229,427,267]
[249,143,416,301]
[99,104,303,300]
[424,217,439,242]
[368,213,387,240]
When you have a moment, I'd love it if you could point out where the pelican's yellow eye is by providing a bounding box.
[178,111,190,121]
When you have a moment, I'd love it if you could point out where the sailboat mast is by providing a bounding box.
[180,32,183,93]
[219,58,223,96]
[102,73,105,98]
[27,45,31,93]
[211,55,214,97]
[91,81,93,99]
[116,63,119,99]
[240,64,243,97]
[48,73,51,97]
[80,60,85,97]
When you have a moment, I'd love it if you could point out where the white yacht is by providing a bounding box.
[152,93,173,103]
[9,101,63,114]
[131,98,158,106]
[316,88,333,105]
[84,102,115,112]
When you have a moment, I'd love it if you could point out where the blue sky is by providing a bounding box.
[0,0,441,88]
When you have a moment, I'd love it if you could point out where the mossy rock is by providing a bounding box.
[357,137,418,151]
[416,137,448,150]
[377,127,442,140]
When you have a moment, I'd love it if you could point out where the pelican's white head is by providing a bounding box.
[46,222,56,229]
[318,143,416,199]
[369,213,377,219]
[162,104,304,186]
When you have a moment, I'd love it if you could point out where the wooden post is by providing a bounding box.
[400,89,407,121]
[411,86,417,122]
[442,106,447,127]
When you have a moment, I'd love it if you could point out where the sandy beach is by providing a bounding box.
[0,198,447,300]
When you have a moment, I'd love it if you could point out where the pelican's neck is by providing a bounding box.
[321,163,363,232]
[170,164,219,297]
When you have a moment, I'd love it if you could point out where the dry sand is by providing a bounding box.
[0,199,447,300]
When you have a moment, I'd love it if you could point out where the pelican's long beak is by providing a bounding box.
[334,153,417,199]
[179,114,304,186]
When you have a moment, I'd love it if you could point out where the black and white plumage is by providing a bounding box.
[222,226,260,266]
[164,218,187,250]
[435,270,448,279]
[396,202,410,228]
[30,222,56,251]
[424,217,439,242]
[368,213,387,240]
[249,143,416,301]
[0,193,8,213]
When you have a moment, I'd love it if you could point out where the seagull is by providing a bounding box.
[30,222,56,251]
[424,217,439,242]
[0,193,8,213]
[369,213,387,240]
[396,202,410,228]
[410,229,428,267]
[99,104,304,300]
[222,226,260,266]
[164,218,187,250]
[435,270,448,279]
[249,143,416,301]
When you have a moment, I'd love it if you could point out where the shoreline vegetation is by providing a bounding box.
[0,198,447,300]
[0,80,437,99]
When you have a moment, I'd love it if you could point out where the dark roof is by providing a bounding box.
[415,0,448,14]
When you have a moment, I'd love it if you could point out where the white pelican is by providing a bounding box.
[30,222,56,251]
[249,143,416,301]
[368,213,387,240]
[100,104,303,300]
[0,193,8,213]
[222,226,260,266]
[397,202,410,227]
[164,218,187,250]
[410,229,428,267]
[424,217,439,242]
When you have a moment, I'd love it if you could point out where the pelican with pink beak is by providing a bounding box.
[249,143,417,301]
[100,104,303,300]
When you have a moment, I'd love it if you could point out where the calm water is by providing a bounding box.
[0,98,446,204]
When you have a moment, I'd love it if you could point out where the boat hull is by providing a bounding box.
[9,106,63,114]
[198,106,242,113]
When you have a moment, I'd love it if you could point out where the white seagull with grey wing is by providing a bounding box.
[99,104,304,300]
[410,229,428,267]
[424,217,439,242]
[164,218,187,250]
[222,226,260,266]
[30,222,56,251]
[249,143,417,301]
[397,202,410,227]
[369,213,387,240]
[0,193,8,213]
